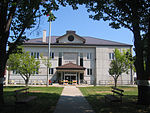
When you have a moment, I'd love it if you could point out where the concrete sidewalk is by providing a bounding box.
[53,86,95,113]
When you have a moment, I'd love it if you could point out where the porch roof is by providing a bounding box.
[56,62,86,71]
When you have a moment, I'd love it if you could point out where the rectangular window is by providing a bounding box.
[59,52,62,58]
[87,53,92,60]
[31,52,34,57]
[49,68,54,74]
[80,53,83,58]
[90,69,92,75]
[58,52,62,66]
[50,52,54,59]
[87,68,92,75]
[31,52,40,59]
[109,53,114,60]
[80,58,83,66]
[58,58,62,66]
[13,70,17,74]
[34,68,39,74]
[37,52,39,59]
[80,53,83,66]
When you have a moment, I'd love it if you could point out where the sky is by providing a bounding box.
[26,5,133,46]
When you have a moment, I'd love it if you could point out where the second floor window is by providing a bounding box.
[80,53,83,66]
[49,68,54,74]
[31,52,39,59]
[109,53,114,60]
[50,52,54,59]
[58,52,62,66]
[87,53,92,60]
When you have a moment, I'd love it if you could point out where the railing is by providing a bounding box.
[8,79,132,86]
[8,79,47,85]
[98,80,132,85]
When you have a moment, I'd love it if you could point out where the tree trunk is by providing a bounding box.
[0,37,8,105]
[0,81,4,105]
[137,15,150,105]
[137,84,150,105]
[0,55,7,105]
[25,77,29,87]
[131,6,149,104]
[114,78,117,88]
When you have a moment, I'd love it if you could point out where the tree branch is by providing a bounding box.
[106,12,133,32]
[7,8,38,57]
[5,0,18,32]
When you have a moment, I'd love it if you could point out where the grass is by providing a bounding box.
[79,86,150,113]
[1,86,63,113]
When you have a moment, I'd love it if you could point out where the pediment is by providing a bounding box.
[56,31,86,44]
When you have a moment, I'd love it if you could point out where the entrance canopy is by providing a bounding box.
[56,62,85,73]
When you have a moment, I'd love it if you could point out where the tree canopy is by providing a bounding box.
[7,50,40,86]
[7,51,40,86]
[109,48,132,87]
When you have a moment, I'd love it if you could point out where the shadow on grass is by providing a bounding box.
[84,94,150,113]
[1,86,62,113]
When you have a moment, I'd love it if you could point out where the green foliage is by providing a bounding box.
[7,50,40,86]
[109,48,132,87]
[40,54,51,68]
[83,0,149,33]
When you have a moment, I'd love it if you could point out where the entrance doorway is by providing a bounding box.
[65,74,77,84]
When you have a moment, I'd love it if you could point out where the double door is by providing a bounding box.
[65,74,76,84]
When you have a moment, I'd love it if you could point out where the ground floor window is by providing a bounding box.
[87,68,92,75]
[49,68,54,74]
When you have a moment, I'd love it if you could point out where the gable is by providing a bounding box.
[56,31,86,44]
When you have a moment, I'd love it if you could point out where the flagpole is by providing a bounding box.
[47,14,51,86]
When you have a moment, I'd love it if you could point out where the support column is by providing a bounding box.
[61,72,62,81]
[78,72,80,85]
[5,69,8,86]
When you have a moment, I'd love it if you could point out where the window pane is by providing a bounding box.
[109,53,111,59]
[87,53,89,59]
[36,68,39,74]
[87,69,89,75]
[59,58,62,66]
[80,58,83,66]
[37,52,39,58]
[59,52,62,58]
[52,53,54,58]
[90,69,92,75]
[90,53,92,59]
[80,53,83,58]
[52,68,54,74]
[112,53,114,60]
[31,52,33,57]
[34,52,36,58]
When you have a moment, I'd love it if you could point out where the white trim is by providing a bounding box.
[137,80,150,86]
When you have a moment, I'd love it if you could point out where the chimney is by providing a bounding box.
[43,30,46,43]
[66,30,76,34]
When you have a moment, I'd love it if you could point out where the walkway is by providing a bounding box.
[53,86,95,113]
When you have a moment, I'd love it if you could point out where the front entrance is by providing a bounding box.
[65,74,77,84]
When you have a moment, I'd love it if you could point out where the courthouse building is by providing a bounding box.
[9,30,133,85]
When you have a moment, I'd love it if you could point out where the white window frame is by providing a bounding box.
[109,53,114,60]
[34,68,39,74]
[87,68,92,75]
[49,68,54,75]
[87,53,92,60]
[31,52,40,59]
[50,52,54,59]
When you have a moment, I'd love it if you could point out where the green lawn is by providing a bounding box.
[1,86,63,113]
[79,86,150,113]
